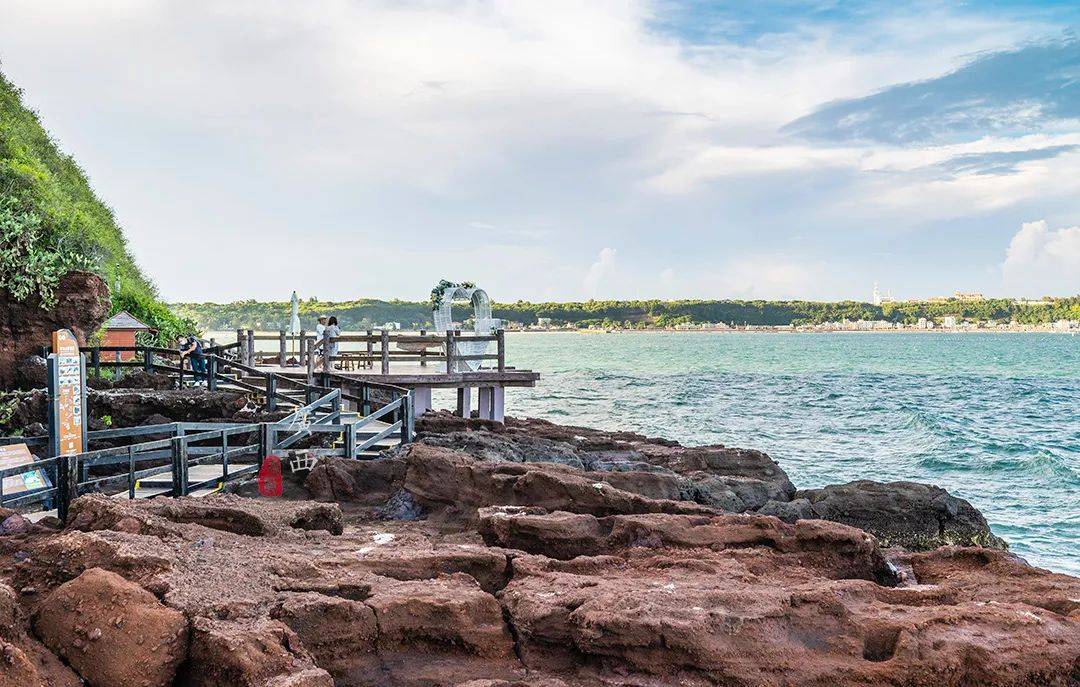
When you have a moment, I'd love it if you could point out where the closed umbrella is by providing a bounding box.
[290,291,301,335]
[289,292,301,363]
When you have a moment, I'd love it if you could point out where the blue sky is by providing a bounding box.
[1,0,1078,302]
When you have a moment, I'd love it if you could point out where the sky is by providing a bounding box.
[1,0,1079,303]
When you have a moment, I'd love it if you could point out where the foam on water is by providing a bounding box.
[505,332,1080,575]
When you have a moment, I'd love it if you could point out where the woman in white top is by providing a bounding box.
[325,316,342,368]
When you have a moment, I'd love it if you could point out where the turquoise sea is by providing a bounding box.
[503,332,1080,575]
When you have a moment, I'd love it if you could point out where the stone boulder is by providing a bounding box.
[32,568,189,687]
[495,512,1080,686]
[797,480,1006,551]
[184,617,333,687]
[402,445,715,520]
[0,270,110,390]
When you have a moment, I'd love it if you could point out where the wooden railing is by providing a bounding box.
[235,328,507,376]
[0,383,414,521]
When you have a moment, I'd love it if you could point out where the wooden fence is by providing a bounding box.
[236,329,506,376]
[0,386,413,522]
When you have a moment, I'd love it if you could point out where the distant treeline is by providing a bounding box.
[171,296,1080,331]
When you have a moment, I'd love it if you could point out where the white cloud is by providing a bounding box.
[0,1,1073,300]
[583,247,618,298]
[1002,220,1080,296]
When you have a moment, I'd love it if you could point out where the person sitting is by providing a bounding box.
[177,334,207,385]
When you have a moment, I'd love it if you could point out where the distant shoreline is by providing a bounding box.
[510,327,1077,334]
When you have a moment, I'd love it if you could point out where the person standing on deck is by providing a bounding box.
[326,316,342,370]
[177,334,207,385]
[313,316,329,370]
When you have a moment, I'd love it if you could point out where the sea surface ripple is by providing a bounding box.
[504,332,1079,575]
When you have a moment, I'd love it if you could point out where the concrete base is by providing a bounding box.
[412,386,433,417]
[456,387,472,418]
[477,386,505,422]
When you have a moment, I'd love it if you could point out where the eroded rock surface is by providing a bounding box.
[0,482,1074,687]
[0,411,1066,685]
[0,270,110,390]
[798,480,1007,550]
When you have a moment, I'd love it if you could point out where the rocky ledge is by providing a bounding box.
[0,412,1074,686]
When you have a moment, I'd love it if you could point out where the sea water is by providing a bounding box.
[504,332,1079,575]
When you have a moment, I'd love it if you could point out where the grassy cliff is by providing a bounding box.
[0,69,195,343]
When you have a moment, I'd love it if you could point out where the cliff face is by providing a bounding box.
[0,270,110,389]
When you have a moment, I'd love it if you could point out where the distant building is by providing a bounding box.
[102,311,153,361]
[536,317,553,328]
[872,283,882,306]
[942,316,958,328]
[953,292,984,301]
[382,322,402,330]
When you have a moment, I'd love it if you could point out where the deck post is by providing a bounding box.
[419,329,427,366]
[306,340,315,384]
[322,331,332,371]
[299,331,306,365]
[142,346,152,372]
[278,330,287,367]
[114,350,121,378]
[91,348,100,378]
[445,331,455,373]
[345,424,357,459]
[380,330,390,375]
[477,387,492,420]
[56,454,78,523]
[361,383,371,417]
[170,436,189,496]
[366,331,373,369]
[405,390,414,442]
[496,329,506,372]
[246,330,255,366]
[258,423,272,463]
[492,386,505,422]
[207,356,218,391]
[266,375,278,412]
[236,329,245,364]
[456,387,472,418]
[412,386,432,418]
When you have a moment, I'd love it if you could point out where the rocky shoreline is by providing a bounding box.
[0,399,1077,686]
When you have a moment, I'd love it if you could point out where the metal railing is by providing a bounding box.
[0,383,413,521]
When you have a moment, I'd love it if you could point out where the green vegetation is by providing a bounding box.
[0,70,196,343]
[171,296,1080,331]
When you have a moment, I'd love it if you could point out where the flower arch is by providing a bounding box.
[431,282,498,372]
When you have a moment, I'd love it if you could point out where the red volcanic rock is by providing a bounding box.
[32,568,188,687]
[0,640,43,687]
[0,270,110,390]
[184,616,332,687]
[497,513,1080,686]
[1,482,1076,686]
[402,445,715,520]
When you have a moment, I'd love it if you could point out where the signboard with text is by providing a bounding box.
[50,329,85,456]
[0,443,51,495]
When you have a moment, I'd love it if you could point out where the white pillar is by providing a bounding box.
[457,386,472,418]
[412,386,433,417]
[492,386,505,423]
[477,387,493,420]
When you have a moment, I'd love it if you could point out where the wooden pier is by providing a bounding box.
[237,328,539,422]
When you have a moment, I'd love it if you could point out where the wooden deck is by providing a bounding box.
[255,362,540,389]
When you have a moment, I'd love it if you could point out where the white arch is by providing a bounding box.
[433,287,497,372]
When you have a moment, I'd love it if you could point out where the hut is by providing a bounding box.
[102,311,153,361]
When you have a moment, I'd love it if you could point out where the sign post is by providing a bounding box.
[48,329,86,521]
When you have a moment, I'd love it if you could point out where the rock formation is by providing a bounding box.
[0,270,110,389]
[0,491,1075,686]
[0,402,1066,684]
